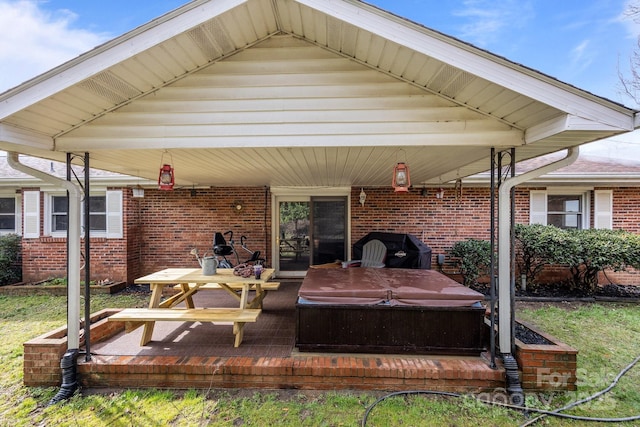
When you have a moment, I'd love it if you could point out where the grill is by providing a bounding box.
[352,232,432,269]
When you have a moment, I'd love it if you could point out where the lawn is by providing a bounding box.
[0,292,638,426]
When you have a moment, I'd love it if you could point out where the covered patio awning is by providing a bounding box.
[3,0,637,400]
[0,0,637,187]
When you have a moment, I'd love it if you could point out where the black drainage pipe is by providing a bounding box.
[502,353,524,406]
[47,349,79,406]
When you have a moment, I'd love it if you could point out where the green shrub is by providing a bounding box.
[0,233,21,285]
[449,238,491,287]
[563,228,640,294]
[514,224,570,288]
[515,225,640,295]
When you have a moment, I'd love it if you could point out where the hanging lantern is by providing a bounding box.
[158,164,174,190]
[158,151,175,190]
[392,162,410,192]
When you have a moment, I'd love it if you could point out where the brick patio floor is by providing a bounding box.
[78,280,505,392]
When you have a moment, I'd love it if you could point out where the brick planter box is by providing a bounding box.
[23,309,124,386]
[515,320,578,391]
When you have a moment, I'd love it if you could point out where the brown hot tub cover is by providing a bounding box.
[299,267,483,307]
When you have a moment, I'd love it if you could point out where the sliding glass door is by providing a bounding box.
[272,189,349,278]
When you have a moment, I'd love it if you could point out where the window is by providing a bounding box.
[0,197,16,233]
[529,190,612,230]
[51,195,68,232]
[36,190,123,238]
[51,195,107,233]
[547,195,582,229]
[88,196,107,231]
[50,195,109,234]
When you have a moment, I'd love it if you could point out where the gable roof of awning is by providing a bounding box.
[0,0,637,188]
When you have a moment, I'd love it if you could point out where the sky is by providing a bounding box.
[1,0,639,159]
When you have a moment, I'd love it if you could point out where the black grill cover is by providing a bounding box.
[352,232,432,269]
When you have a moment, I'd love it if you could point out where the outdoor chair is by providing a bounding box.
[343,239,386,268]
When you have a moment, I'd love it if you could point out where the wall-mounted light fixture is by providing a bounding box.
[132,186,145,198]
[233,200,244,212]
[158,151,174,191]
[359,188,367,206]
[436,188,445,199]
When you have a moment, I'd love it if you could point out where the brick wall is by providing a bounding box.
[22,234,127,283]
[351,186,492,267]
[19,185,640,285]
[21,189,128,284]
[612,187,640,234]
[133,187,271,276]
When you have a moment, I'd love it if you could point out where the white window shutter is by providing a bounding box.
[15,194,22,235]
[529,190,547,225]
[23,191,40,238]
[105,190,123,238]
[594,190,613,229]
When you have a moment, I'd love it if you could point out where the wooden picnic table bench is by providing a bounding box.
[108,267,276,347]
[109,307,261,347]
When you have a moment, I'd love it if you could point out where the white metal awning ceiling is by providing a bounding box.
[0,0,637,188]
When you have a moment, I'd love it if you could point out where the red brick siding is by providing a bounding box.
[351,186,492,264]
[19,185,640,285]
[133,187,271,276]
[21,189,128,284]
[611,187,640,234]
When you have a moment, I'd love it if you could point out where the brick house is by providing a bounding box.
[1,0,638,361]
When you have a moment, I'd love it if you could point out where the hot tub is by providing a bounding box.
[295,268,487,355]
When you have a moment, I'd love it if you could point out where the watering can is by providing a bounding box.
[200,255,218,275]
[190,248,218,275]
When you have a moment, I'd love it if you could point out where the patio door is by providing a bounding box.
[272,189,349,278]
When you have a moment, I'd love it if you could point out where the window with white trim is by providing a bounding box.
[50,195,107,233]
[547,194,583,229]
[43,190,123,238]
[529,189,612,230]
[0,195,20,234]
[51,195,69,233]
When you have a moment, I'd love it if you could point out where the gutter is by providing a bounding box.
[497,146,579,403]
[7,152,82,403]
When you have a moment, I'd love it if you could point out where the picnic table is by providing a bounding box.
[109,267,278,347]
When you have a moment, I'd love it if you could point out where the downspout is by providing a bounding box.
[7,152,82,403]
[498,146,579,402]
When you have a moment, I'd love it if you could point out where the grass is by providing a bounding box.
[0,293,639,426]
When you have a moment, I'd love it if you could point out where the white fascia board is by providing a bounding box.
[462,174,640,187]
[527,176,640,186]
[0,0,247,119]
[297,0,636,130]
[525,115,624,144]
[525,116,570,144]
[0,123,54,151]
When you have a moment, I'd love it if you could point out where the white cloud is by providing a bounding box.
[620,0,640,39]
[453,0,533,47]
[0,0,110,93]
[569,39,594,72]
